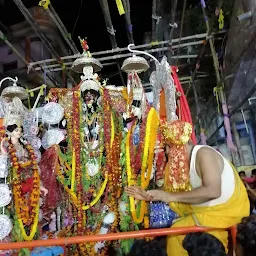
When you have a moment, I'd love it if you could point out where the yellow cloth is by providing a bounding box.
[167,164,250,256]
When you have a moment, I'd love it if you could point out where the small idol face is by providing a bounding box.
[11,127,23,139]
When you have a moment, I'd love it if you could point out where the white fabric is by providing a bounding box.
[189,145,235,207]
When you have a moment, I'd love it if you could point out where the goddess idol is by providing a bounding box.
[0,113,48,242]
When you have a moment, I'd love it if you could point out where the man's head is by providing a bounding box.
[237,215,256,256]
[239,171,246,179]
[127,239,167,256]
[183,232,226,256]
[251,169,256,178]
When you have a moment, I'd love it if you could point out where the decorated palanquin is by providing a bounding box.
[0,39,196,256]
[45,70,160,255]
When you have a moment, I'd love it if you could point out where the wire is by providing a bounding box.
[71,0,83,38]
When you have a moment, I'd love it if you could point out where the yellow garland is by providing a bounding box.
[56,158,78,207]
[57,154,108,211]
[110,113,115,148]
[10,142,41,241]
[18,202,39,241]
[141,108,159,188]
[82,174,108,210]
[126,108,159,224]
[13,169,40,241]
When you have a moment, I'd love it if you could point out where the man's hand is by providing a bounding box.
[125,186,152,201]
[147,190,172,204]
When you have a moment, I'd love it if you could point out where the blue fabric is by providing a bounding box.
[150,202,178,228]
[31,246,64,256]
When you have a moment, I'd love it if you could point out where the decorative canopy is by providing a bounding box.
[0,77,28,100]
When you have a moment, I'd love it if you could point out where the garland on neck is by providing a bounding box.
[8,140,40,241]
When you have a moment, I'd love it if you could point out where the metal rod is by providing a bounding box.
[175,0,187,65]
[0,226,232,250]
[49,5,79,52]
[122,0,134,44]
[27,32,228,68]
[30,40,205,72]
[45,8,78,54]
[12,0,75,85]
[34,52,200,72]
[167,0,178,63]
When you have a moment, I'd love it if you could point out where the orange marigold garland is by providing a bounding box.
[72,89,84,234]
[8,141,40,241]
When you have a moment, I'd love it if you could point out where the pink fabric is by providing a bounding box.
[171,66,197,145]
[243,177,256,184]
[222,103,237,151]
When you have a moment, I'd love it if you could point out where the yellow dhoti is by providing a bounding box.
[167,166,250,256]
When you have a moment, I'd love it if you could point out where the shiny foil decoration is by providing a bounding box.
[150,56,177,121]
[1,83,28,100]
[0,214,12,240]
[0,184,11,207]
[160,120,192,192]
[0,155,9,178]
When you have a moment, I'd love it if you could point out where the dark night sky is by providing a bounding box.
[0,0,200,85]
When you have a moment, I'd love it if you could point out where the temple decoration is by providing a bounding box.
[150,57,177,122]
[160,120,192,192]
[71,37,103,73]
[0,76,28,100]
[0,38,197,256]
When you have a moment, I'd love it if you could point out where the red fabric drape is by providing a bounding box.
[39,145,61,210]
[171,66,197,145]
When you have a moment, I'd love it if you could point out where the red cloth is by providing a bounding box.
[171,66,197,145]
[21,177,34,194]
[39,145,61,209]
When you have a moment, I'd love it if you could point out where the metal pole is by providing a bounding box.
[12,0,76,85]
[30,40,205,72]
[99,0,125,85]
[201,2,236,150]
[27,31,227,68]
[45,8,78,54]
[167,0,178,63]
[231,121,245,166]
[48,5,79,53]
[122,0,134,44]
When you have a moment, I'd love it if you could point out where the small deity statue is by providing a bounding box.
[0,124,48,195]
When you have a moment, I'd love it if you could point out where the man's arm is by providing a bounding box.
[169,147,223,204]
[148,147,223,204]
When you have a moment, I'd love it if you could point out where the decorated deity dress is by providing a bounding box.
[0,120,48,256]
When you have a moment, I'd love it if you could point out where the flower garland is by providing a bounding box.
[9,141,40,241]
[141,108,159,188]
[126,128,146,224]
[126,108,159,224]
[72,89,83,234]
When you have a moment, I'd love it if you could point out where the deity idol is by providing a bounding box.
[0,122,48,241]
